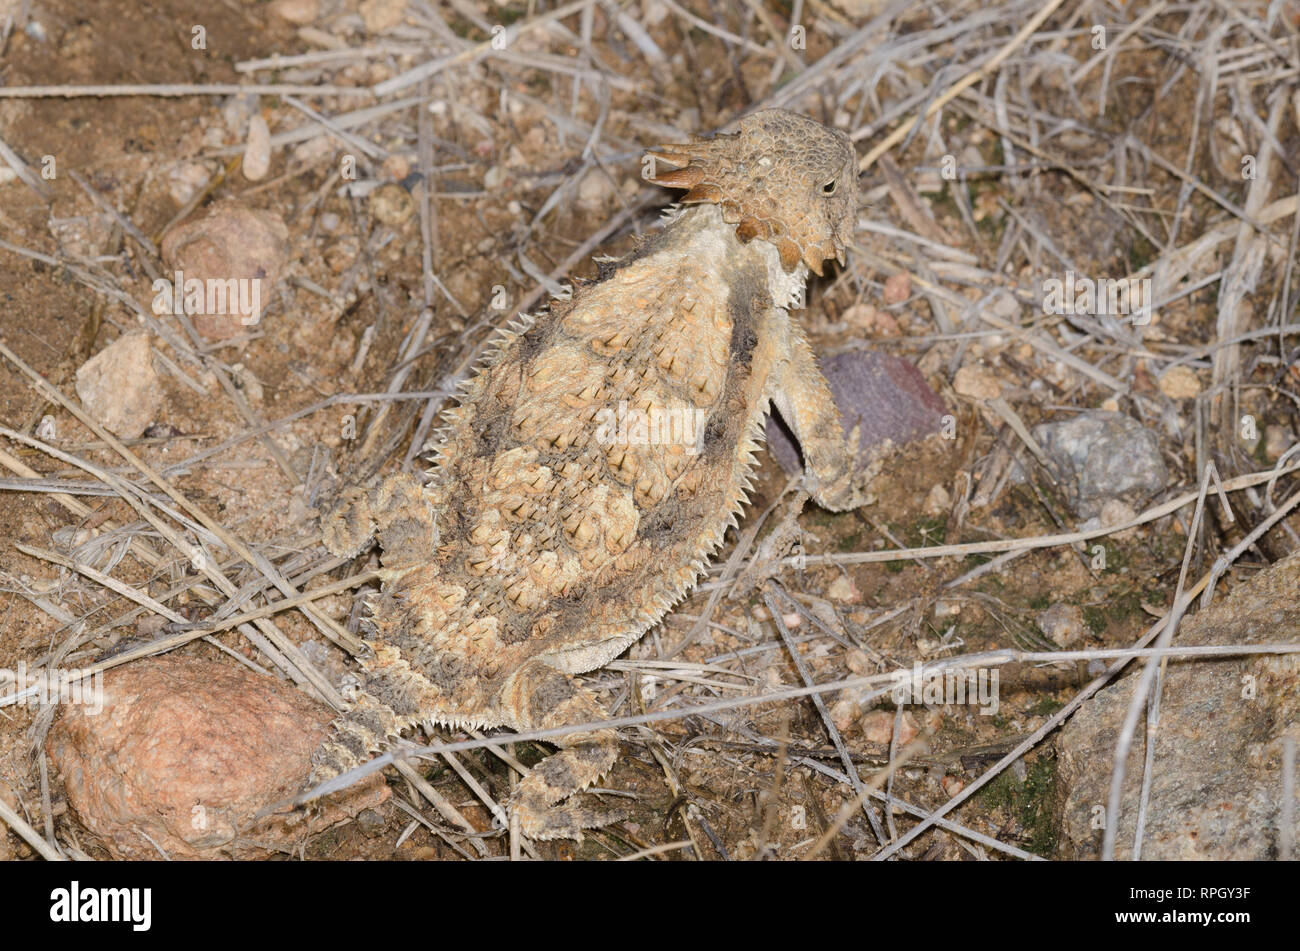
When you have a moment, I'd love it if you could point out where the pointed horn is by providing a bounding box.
[647,165,705,189]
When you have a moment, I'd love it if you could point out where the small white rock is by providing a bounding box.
[360,0,406,33]
[292,136,335,165]
[844,649,871,675]
[270,0,319,24]
[1099,497,1138,530]
[576,169,616,212]
[242,115,272,181]
[830,698,860,733]
[1037,602,1086,648]
[167,162,211,207]
[923,483,951,516]
[826,574,861,604]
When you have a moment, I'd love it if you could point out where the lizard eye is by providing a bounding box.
[822,179,837,195]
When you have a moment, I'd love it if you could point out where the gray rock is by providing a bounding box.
[1033,410,1168,518]
[1055,551,1300,859]
[1038,603,1086,648]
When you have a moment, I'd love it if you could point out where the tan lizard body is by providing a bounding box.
[315,109,872,839]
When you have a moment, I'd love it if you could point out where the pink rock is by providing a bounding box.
[860,709,919,746]
[50,653,387,859]
[882,272,911,305]
[160,200,288,342]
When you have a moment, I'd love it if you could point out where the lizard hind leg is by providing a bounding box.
[501,660,623,840]
[307,693,395,790]
[306,644,445,791]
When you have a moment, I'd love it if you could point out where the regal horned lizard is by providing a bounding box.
[314,109,874,839]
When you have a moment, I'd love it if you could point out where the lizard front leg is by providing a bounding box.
[768,322,882,512]
[499,659,623,840]
[321,470,434,567]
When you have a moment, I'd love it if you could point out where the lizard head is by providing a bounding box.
[645,108,857,276]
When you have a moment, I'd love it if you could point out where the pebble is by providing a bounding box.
[381,154,411,181]
[577,169,617,212]
[242,114,272,181]
[830,697,860,733]
[923,483,951,516]
[166,162,211,206]
[826,574,861,604]
[1157,364,1201,399]
[882,272,912,305]
[1036,602,1086,648]
[74,332,163,439]
[843,303,900,336]
[270,0,319,24]
[952,364,1002,400]
[1098,497,1138,532]
[49,653,388,859]
[369,182,415,226]
[861,709,920,746]
[360,0,406,33]
[160,199,290,341]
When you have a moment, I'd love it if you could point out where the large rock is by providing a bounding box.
[160,199,289,341]
[50,653,387,859]
[1055,551,1300,859]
